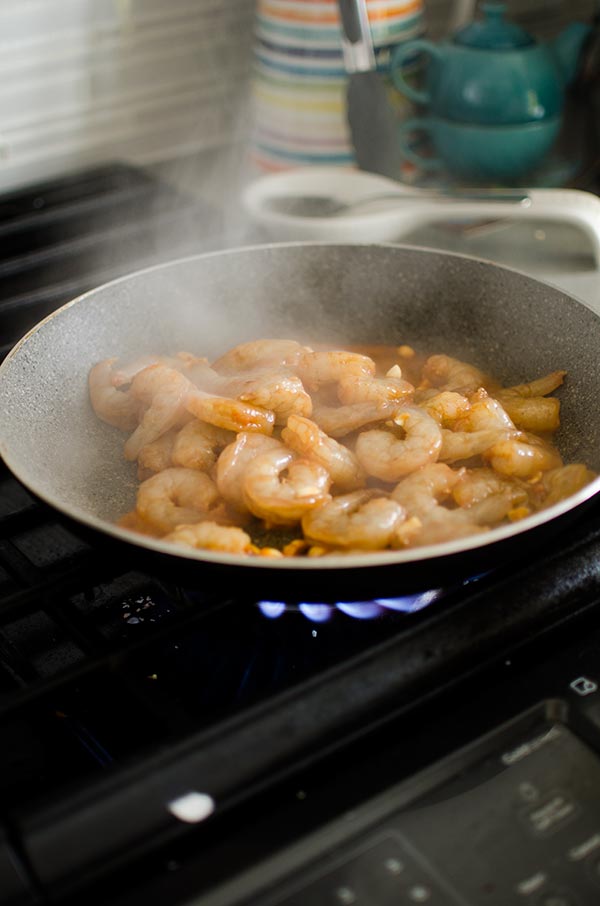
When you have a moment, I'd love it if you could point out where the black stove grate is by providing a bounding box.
[0,163,225,361]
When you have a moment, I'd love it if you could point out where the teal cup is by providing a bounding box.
[397,115,562,182]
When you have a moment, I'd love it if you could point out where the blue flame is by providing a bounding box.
[257,590,443,622]
[374,590,441,612]
[336,601,386,620]
[258,601,287,619]
[298,603,333,622]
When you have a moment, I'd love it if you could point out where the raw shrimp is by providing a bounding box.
[172,420,234,471]
[186,389,275,435]
[421,391,471,427]
[229,370,312,424]
[439,428,510,463]
[485,432,563,478]
[301,489,406,550]
[355,407,442,481]
[421,354,497,394]
[312,401,395,438]
[216,433,285,513]
[243,448,332,526]
[124,365,193,461]
[89,359,139,430]
[163,521,254,554]
[136,467,221,533]
[337,368,414,406]
[281,414,366,492]
[540,463,597,506]
[298,348,375,391]
[212,339,311,374]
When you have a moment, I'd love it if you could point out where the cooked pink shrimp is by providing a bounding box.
[437,390,515,463]
[281,414,366,492]
[452,467,528,509]
[137,429,177,476]
[171,420,234,471]
[298,348,375,391]
[242,448,332,526]
[421,391,471,427]
[163,521,254,554]
[124,365,193,461]
[215,433,285,513]
[228,370,312,424]
[421,354,497,394]
[301,489,406,550]
[452,466,530,525]
[499,370,566,399]
[455,389,515,432]
[494,396,561,433]
[136,467,221,533]
[355,407,442,482]
[212,339,311,374]
[390,464,490,545]
[312,401,395,438]
[337,368,413,406]
[404,509,487,546]
[391,463,463,519]
[117,509,162,537]
[439,428,511,463]
[88,359,139,430]
[186,389,275,435]
[111,353,196,388]
[484,432,562,478]
[540,463,597,506]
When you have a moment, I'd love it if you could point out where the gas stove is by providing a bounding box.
[2,166,600,906]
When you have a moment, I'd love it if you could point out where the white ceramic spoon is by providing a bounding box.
[242,166,600,265]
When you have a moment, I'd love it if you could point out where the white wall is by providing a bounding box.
[0,0,256,191]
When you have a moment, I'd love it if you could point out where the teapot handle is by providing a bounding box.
[390,39,444,105]
[397,117,444,170]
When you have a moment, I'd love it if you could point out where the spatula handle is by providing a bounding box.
[338,0,376,73]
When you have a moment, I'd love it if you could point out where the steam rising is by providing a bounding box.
[66,0,262,295]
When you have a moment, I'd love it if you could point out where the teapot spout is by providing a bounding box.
[553,22,591,84]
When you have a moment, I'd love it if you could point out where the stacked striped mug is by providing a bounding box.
[251,0,425,172]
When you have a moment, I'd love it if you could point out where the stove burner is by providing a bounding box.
[257,590,442,621]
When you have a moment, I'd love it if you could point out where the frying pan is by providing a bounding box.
[1,242,600,601]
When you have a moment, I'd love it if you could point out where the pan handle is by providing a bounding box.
[396,188,600,267]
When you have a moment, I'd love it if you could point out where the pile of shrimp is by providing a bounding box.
[88,339,597,557]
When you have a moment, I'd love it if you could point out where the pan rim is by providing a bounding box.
[1,240,599,573]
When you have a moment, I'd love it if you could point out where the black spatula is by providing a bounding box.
[338,0,403,179]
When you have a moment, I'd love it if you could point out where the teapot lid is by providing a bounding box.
[454,2,534,50]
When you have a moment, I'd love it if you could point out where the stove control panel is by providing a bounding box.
[238,707,600,906]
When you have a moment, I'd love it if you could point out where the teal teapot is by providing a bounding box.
[390,2,591,181]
